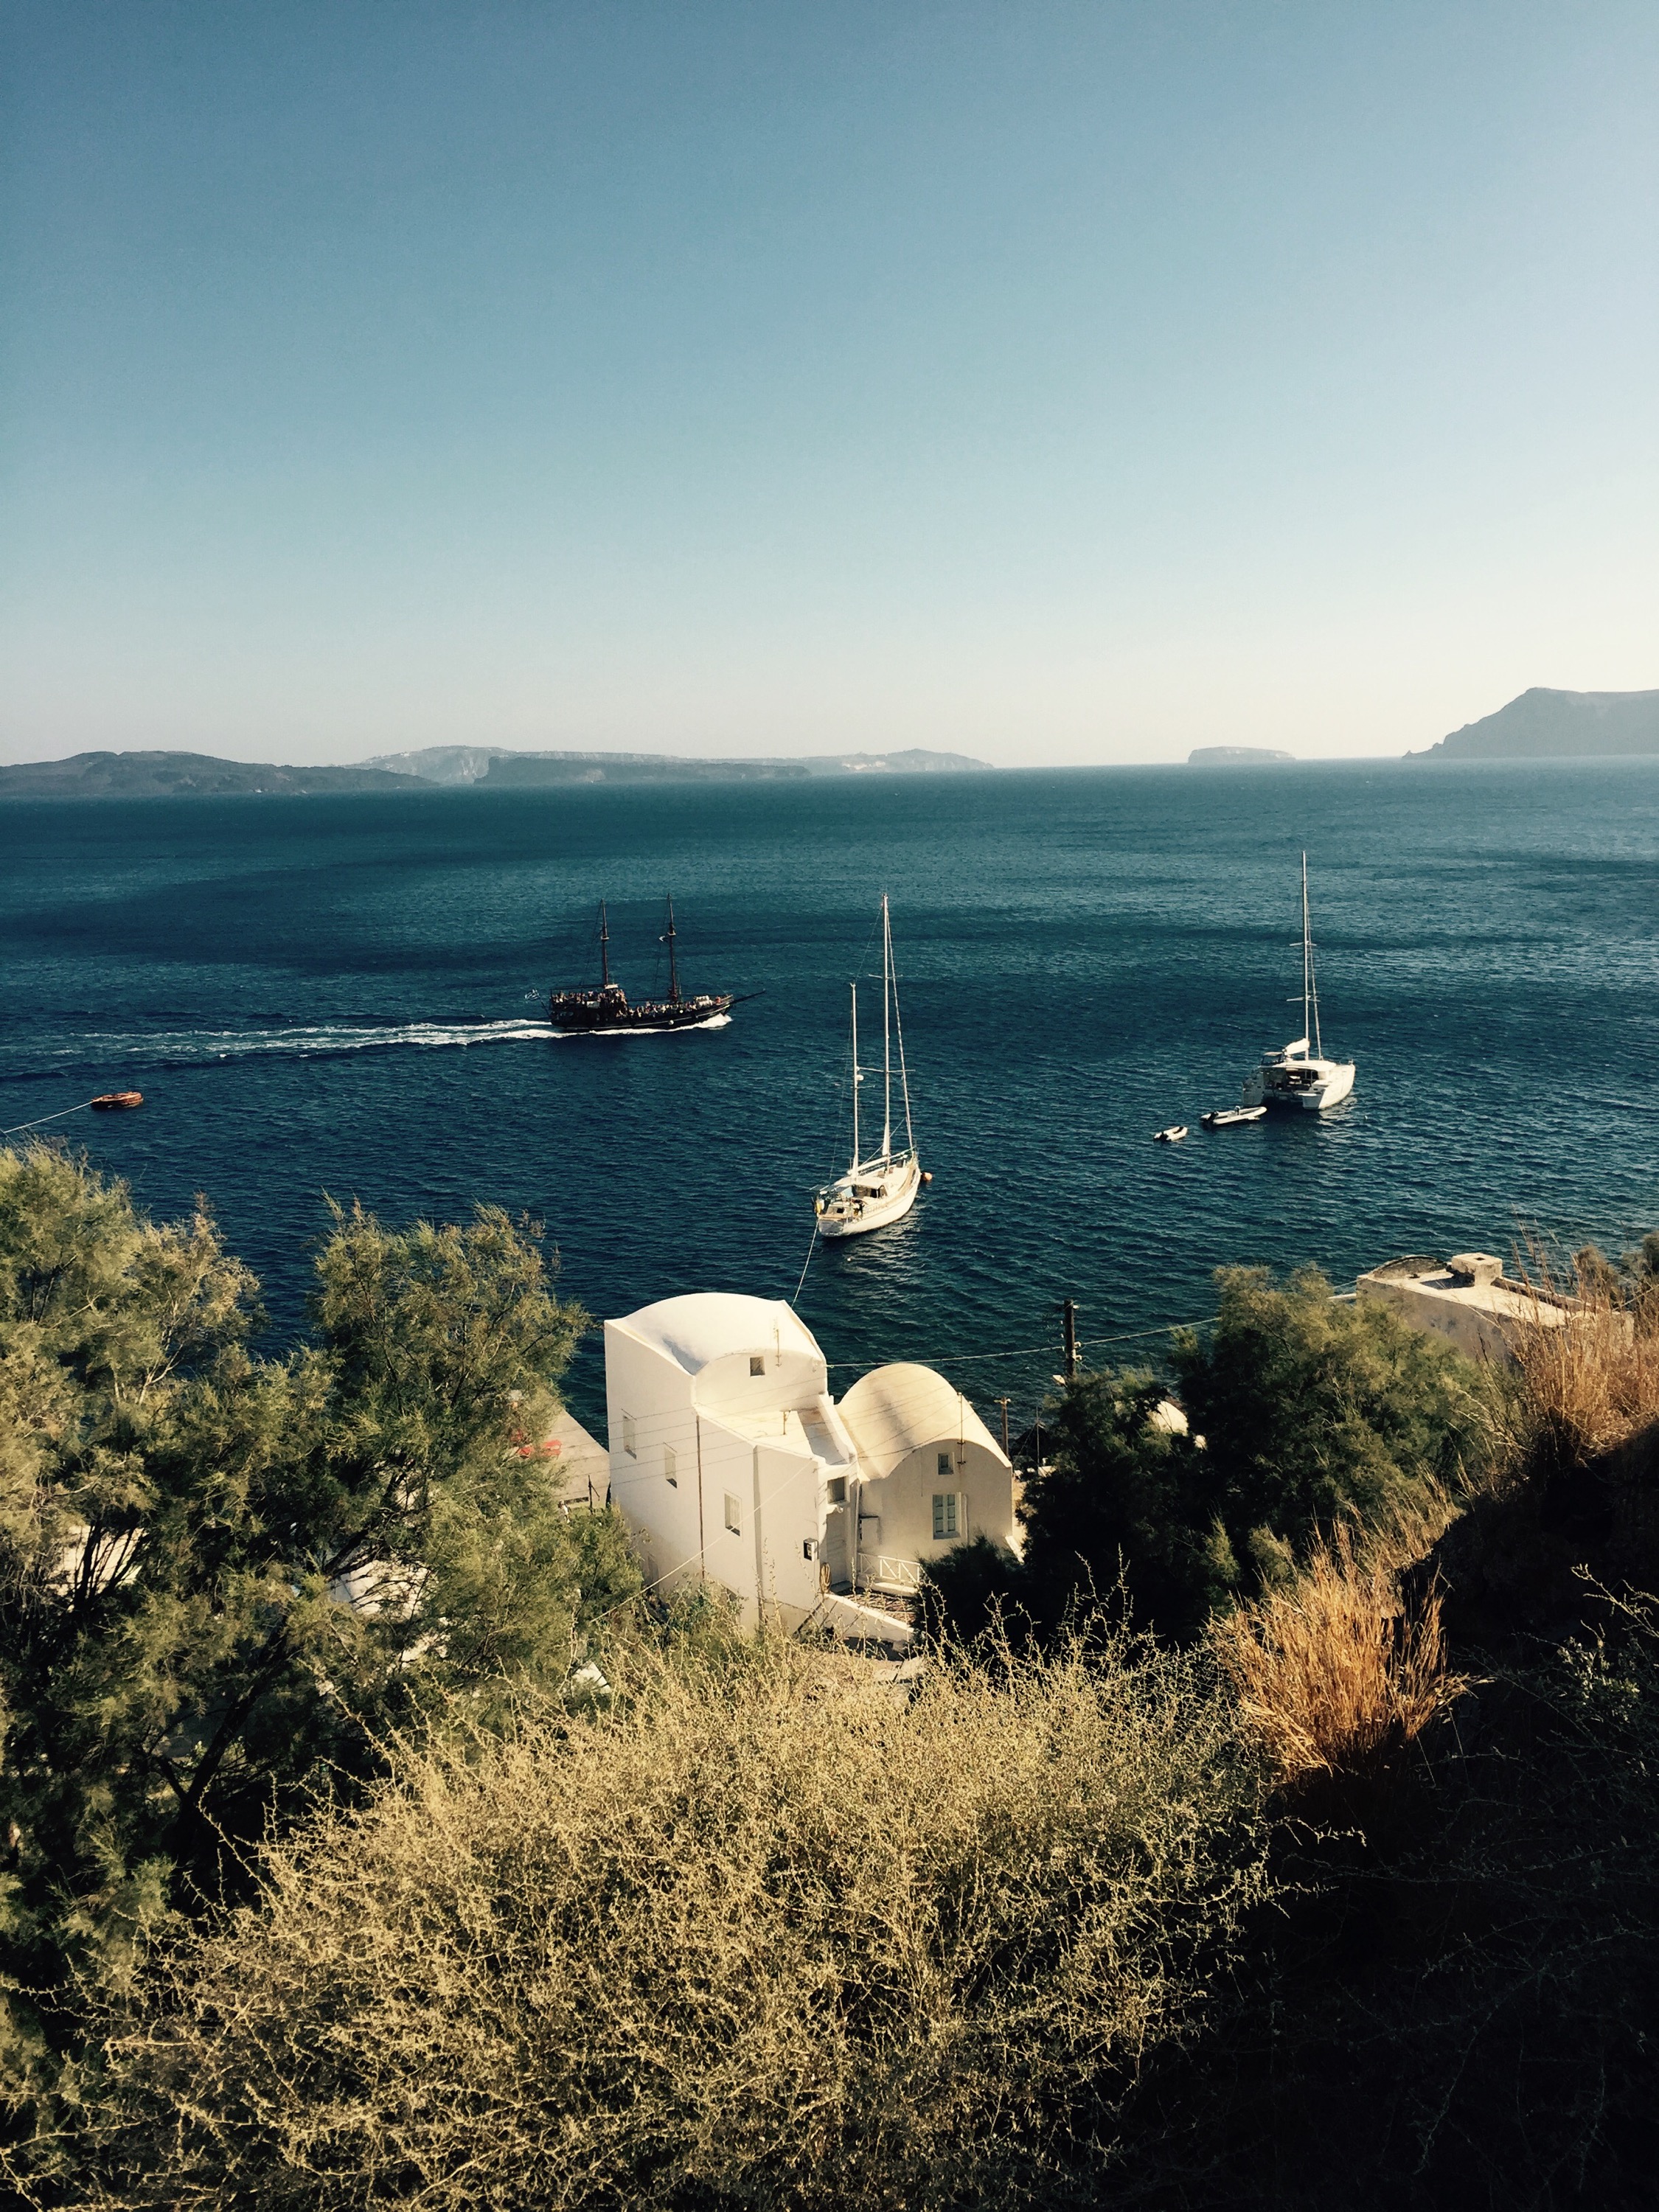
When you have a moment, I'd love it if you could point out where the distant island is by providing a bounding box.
[1412,687,1659,760]
[369,744,989,786]
[1187,745,1294,765]
[0,751,425,800]
[0,745,989,800]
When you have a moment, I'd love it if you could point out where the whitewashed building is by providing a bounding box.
[1355,1251,1623,1366]
[837,1363,1013,1591]
[602,1292,1018,1644]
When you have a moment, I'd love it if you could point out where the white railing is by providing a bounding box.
[858,1553,924,1593]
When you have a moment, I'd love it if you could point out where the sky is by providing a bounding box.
[2,1,1656,768]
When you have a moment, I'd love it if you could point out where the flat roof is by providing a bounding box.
[1357,1264,1558,1324]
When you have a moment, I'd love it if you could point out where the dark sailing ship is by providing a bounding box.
[548,899,742,1033]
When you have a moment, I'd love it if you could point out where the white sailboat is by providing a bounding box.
[1239,852,1356,1112]
[814,897,923,1239]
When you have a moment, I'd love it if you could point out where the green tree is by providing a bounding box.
[996,1267,1490,1644]
[1016,1369,1233,1638]
[0,1147,638,2093]
[1171,1265,1489,1562]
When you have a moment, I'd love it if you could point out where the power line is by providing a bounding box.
[822,1315,1214,1371]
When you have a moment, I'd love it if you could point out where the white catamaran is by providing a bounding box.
[1239,852,1356,1113]
[813,897,922,1238]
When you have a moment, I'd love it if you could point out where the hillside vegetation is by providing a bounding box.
[3,1150,1658,2208]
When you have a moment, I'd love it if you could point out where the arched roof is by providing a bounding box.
[837,1362,1006,1481]
[612,1292,824,1377]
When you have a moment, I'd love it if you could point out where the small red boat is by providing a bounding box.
[89,1091,144,1111]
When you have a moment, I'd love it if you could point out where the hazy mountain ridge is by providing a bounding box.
[1414,687,1659,759]
[369,744,989,785]
[0,745,990,799]
[0,752,427,800]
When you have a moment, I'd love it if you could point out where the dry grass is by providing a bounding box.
[1211,1524,1464,1797]
[65,1626,1270,2212]
[1500,1253,1659,1479]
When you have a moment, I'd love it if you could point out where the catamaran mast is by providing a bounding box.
[849,983,860,1170]
[599,901,611,989]
[1302,852,1325,1059]
[664,896,680,1006]
[880,896,893,1158]
[890,901,916,1157]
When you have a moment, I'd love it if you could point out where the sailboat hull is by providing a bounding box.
[1234,858,1354,1113]
[813,896,922,1239]
[1244,1055,1355,1111]
[815,1153,922,1239]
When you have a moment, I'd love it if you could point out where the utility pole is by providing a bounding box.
[1062,1296,1079,1385]
[995,1396,1012,1460]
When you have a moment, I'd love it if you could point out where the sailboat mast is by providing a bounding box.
[890,906,916,1157]
[849,983,860,1170]
[1301,854,1311,1053]
[880,896,893,1158]
[1306,858,1325,1060]
[664,896,680,1006]
[599,901,611,989]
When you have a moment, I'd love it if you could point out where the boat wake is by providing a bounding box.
[32,1018,557,1071]
[20,1009,737,1074]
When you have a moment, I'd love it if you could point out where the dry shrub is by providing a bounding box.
[69,1627,1269,2212]
[1212,1525,1463,1797]
[1503,1248,1659,1478]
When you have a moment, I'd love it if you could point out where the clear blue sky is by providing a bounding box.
[3,1,1655,766]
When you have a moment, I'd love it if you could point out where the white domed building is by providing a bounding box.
[602,1293,1019,1646]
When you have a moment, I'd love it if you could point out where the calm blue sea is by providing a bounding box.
[4,761,1658,1430]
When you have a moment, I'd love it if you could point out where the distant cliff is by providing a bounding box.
[479,746,989,787]
[1188,746,1294,765]
[1413,688,1659,760]
[358,745,506,785]
[0,751,429,800]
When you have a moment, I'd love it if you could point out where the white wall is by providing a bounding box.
[603,1311,838,1629]
[602,1322,707,1591]
[858,1438,1018,1573]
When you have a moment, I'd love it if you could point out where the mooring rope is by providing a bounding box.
[1,1097,105,1137]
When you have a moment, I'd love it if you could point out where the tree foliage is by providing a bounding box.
[936,1265,1492,1644]
[0,1146,637,2093]
[1172,1264,1490,1556]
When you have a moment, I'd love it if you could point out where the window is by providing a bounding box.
[936,1451,953,1477]
[826,1476,846,1505]
[802,1538,817,1562]
[664,1444,677,1488]
[724,1492,742,1534]
[749,1354,765,1377]
[622,1414,637,1458]
[932,1492,961,1541]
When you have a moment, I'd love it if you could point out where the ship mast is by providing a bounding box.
[890,900,916,1158]
[1304,853,1325,1060]
[880,896,893,1158]
[1300,854,1311,1055]
[664,895,680,1006]
[599,900,611,989]
[849,983,860,1171]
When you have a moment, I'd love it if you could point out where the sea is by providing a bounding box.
[4,759,1658,1433]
